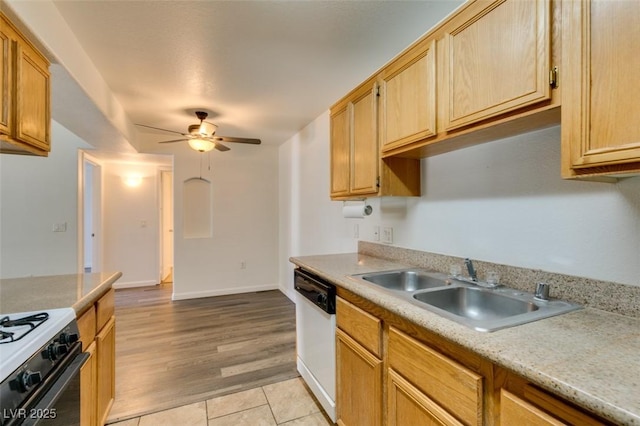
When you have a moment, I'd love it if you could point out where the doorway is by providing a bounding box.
[82,157,102,273]
[160,170,174,283]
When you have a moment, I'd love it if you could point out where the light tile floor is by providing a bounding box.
[110,378,333,426]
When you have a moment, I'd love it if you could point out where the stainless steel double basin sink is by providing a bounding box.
[350,269,581,332]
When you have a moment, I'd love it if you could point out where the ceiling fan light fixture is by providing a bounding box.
[199,121,217,136]
[188,138,215,152]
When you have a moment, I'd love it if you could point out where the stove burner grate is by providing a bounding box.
[0,312,49,344]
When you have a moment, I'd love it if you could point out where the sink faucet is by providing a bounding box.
[464,258,477,281]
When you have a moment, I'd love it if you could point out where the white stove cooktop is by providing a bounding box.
[0,307,76,382]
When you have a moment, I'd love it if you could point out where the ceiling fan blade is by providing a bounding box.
[158,138,188,144]
[214,136,261,145]
[136,123,187,136]
[214,142,231,152]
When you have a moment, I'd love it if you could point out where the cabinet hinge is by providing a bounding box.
[549,66,559,89]
[376,86,380,97]
[376,176,380,187]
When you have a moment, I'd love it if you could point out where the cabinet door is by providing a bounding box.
[0,17,11,136]
[350,83,379,196]
[562,0,640,177]
[443,0,551,130]
[14,39,50,151]
[336,328,382,426]
[381,38,436,152]
[96,317,115,426]
[81,341,97,426]
[330,106,351,198]
[501,389,566,426]
[388,370,464,426]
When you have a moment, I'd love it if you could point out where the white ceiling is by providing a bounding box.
[43,0,462,156]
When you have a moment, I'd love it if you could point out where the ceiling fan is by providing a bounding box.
[136,111,261,152]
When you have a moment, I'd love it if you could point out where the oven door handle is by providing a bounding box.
[20,352,89,426]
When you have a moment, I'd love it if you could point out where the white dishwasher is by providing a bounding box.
[294,268,336,422]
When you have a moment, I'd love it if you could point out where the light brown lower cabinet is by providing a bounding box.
[388,327,483,426]
[96,316,116,426]
[500,389,565,426]
[336,328,383,426]
[78,288,116,426]
[335,292,610,426]
[498,380,608,426]
[388,369,463,426]
[80,342,97,426]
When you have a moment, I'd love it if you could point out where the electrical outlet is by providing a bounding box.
[382,227,393,244]
[353,224,359,239]
[52,222,67,232]
[373,226,380,241]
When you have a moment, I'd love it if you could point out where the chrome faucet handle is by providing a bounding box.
[534,282,550,301]
[464,258,477,281]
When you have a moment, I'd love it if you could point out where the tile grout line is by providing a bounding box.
[113,378,330,426]
[261,384,280,425]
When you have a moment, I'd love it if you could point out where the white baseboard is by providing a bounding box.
[280,285,297,303]
[171,283,279,300]
[113,280,157,289]
[297,357,336,422]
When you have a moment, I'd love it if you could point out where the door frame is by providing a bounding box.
[159,167,174,284]
[77,151,103,274]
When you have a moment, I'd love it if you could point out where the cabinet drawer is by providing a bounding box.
[336,297,382,357]
[388,327,482,426]
[501,389,566,426]
[96,288,115,332]
[521,385,606,425]
[77,306,96,350]
[388,369,464,426]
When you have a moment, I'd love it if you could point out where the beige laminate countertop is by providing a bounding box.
[290,253,640,426]
[0,271,122,315]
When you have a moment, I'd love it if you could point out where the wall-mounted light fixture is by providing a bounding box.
[123,175,143,187]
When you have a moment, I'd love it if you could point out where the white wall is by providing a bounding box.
[0,122,280,296]
[279,114,640,296]
[172,144,280,300]
[0,121,91,278]
[278,111,358,299]
[102,162,161,287]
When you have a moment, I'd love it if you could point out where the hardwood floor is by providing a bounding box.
[107,283,298,423]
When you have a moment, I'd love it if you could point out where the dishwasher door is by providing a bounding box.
[295,282,336,422]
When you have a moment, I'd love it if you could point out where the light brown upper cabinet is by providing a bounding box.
[380,38,437,153]
[330,104,351,198]
[330,79,379,199]
[350,81,380,196]
[330,77,420,200]
[561,0,640,179]
[443,0,551,131]
[0,12,51,156]
[363,0,561,161]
